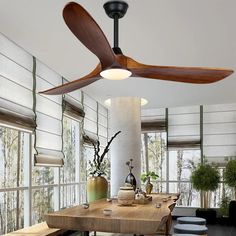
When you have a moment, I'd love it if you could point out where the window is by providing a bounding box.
[60,116,80,208]
[169,149,201,207]
[141,131,202,207]
[0,116,84,234]
[0,126,30,234]
[141,132,167,193]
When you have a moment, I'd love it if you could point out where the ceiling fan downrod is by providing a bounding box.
[103,1,129,55]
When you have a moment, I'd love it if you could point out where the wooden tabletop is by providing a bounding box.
[45,194,177,235]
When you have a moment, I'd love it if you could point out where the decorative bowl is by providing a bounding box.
[103,209,112,216]
[82,203,89,209]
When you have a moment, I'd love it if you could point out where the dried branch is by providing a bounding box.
[87,131,121,176]
[100,131,121,163]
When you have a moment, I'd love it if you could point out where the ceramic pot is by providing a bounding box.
[118,184,135,206]
[125,172,137,190]
[87,176,108,203]
[145,177,153,194]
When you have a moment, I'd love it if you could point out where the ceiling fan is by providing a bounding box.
[41,1,233,95]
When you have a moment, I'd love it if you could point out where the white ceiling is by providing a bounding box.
[0,0,236,109]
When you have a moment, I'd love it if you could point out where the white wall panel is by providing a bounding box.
[169,113,200,125]
[98,125,107,138]
[84,118,97,133]
[0,54,32,89]
[36,59,62,86]
[204,111,236,123]
[169,125,200,136]
[36,76,61,104]
[36,113,61,135]
[84,105,97,122]
[98,104,108,116]
[204,123,236,135]
[0,76,33,109]
[99,136,107,147]
[169,106,199,115]
[141,108,165,117]
[204,103,236,112]
[98,113,107,127]
[36,130,62,151]
[36,95,62,119]
[168,135,200,141]
[204,146,236,157]
[0,33,32,71]
[84,93,97,110]
[204,134,236,146]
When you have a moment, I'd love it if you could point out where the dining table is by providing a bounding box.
[45,193,178,235]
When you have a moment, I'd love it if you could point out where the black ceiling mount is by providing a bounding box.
[103,1,129,53]
[103,1,128,19]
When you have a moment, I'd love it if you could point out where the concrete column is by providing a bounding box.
[110,97,141,196]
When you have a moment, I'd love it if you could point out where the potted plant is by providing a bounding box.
[225,159,236,199]
[191,162,220,223]
[224,159,236,226]
[141,171,159,194]
[218,196,231,224]
[86,131,121,202]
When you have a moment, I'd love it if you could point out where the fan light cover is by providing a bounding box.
[100,68,132,80]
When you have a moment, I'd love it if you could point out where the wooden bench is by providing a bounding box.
[5,222,69,236]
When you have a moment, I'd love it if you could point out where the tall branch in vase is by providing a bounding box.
[87,131,121,176]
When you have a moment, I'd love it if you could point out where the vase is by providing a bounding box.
[87,176,108,203]
[118,184,135,206]
[125,172,137,190]
[145,177,153,194]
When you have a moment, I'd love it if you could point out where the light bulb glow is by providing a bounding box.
[104,98,148,107]
[100,68,132,80]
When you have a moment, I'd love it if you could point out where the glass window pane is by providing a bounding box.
[32,166,54,186]
[169,182,200,207]
[60,185,77,209]
[80,183,87,203]
[141,132,167,181]
[32,187,54,224]
[141,182,167,193]
[61,116,80,183]
[0,127,25,188]
[81,146,93,181]
[0,190,24,234]
[169,150,201,181]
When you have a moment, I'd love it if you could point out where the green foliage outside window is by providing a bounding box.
[191,163,220,192]
[225,159,236,199]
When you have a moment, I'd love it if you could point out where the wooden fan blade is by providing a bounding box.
[126,57,233,83]
[40,65,101,95]
[63,2,116,69]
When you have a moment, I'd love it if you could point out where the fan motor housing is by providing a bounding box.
[103,1,128,19]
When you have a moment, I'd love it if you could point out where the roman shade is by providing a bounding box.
[63,97,85,121]
[34,59,64,166]
[168,139,201,150]
[0,103,36,131]
[83,131,98,145]
[0,34,35,131]
[141,119,166,132]
[83,93,108,148]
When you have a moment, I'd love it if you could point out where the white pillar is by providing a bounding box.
[110,97,141,196]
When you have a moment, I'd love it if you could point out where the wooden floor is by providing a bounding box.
[207,224,236,236]
[69,223,236,236]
